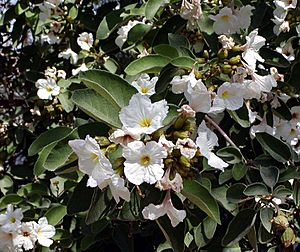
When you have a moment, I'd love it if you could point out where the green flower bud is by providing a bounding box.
[197,58,206,64]
[229,55,241,65]
[95,136,111,147]
[203,50,209,59]
[232,45,241,52]
[272,215,289,230]
[218,48,228,59]
[221,64,232,74]
[173,130,190,139]
[179,156,191,168]
[281,227,296,248]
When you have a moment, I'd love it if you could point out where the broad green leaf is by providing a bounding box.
[0,175,13,194]
[217,147,242,164]
[157,216,185,252]
[243,182,269,196]
[33,142,57,176]
[232,163,247,181]
[226,183,247,203]
[58,91,74,113]
[127,23,151,45]
[196,13,214,35]
[182,180,221,224]
[145,0,165,19]
[260,166,279,189]
[273,186,292,198]
[219,169,233,184]
[79,70,136,109]
[45,205,67,226]
[222,209,257,246]
[171,56,195,69]
[256,133,291,163]
[258,223,273,244]
[203,217,217,239]
[211,186,238,215]
[28,127,72,156]
[260,208,274,232]
[228,104,251,128]
[0,194,23,209]
[168,34,190,49]
[260,48,290,68]
[153,44,179,59]
[272,98,292,121]
[72,89,122,128]
[124,55,170,75]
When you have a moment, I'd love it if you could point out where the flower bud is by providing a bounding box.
[217,48,228,59]
[229,55,241,65]
[232,45,241,52]
[272,215,289,230]
[197,58,206,64]
[281,227,296,248]
[202,50,209,59]
[95,136,111,147]
[221,64,232,74]
[179,156,191,168]
[173,130,190,139]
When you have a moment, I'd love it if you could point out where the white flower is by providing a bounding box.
[58,48,78,64]
[44,67,57,78]
[291,106,300,125]
[214,82,244,111]
[115,20,144,48]
[272,17,290,35]
[156,168,183,193]
[241,29,266,70]
[218,35,235,50]
[210,7,238,35]
[196,121,229,171]
[77,32,93,50]
[275,0,297,9]
[180,0,202,30]
[35,78,60,100]
[69,135,130,203]
[123,140,167,185]
[131,74,158,96]
[270,67,284,82]
[177,104,196,118]
[13,222,37,251]
[34,218,55,247]
[174,138,197,159]
[142,191,186,227]
[72,63,89,76]
[276,121,300,146]
[276,41,295,61]
[40,32,61,45]
[250,117,275,138]
[170,74,190,94]
[119,93,168,135]
[158,135,175,154]
[109,128,140,146]
[0,230,15,252]
[232,67,247,83]
[0,204,23,233]
[236,5,254,30]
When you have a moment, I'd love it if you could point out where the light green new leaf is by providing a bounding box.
[72,89,122,128]
[45,205,67,226]
[79,70,136,109]
[125,55,170,75]
[256,133,291,163]
[182,180,221,224]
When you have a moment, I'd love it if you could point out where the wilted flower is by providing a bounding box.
[218,35,235,50]
[180,0,202,30]
[123,140,167,185]
[142,191,186,227]
[77,32,93,50]
[109,128,140,146]
[174,138,197,159]
[156,168,183,193]
[276,41,295,61]
[35,78,60,100]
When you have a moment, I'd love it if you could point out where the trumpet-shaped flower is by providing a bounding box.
[275,0,297,9]
[35,217,55,247]
[68,135,130,203]
[196,121,228,170]
[131,74,158,96]
[0,230,15,252]
[119,93,168,135]
[0,204,23,233]
[210,7,238,35]
[236,5,254,30]
[77,32,93,50]
[214,82,245,111]
[241,29,266,70]
[13,222,37,251]
[156,168,183,193]
[142,191,186,227]
[35,78,60,100]
[123,140,167,185]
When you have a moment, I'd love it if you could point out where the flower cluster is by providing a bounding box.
[0,205,55,252]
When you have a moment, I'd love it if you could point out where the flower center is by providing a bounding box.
[221,90,229,99]
[221,15,230,22]
[290,128,296,136]
[23,231,30,237]
[9,216,16,223]
[140,154,151,166]
[139,117,152,127]
[90,153,99,162]
[47,86,53,92]
[141,86,149,94]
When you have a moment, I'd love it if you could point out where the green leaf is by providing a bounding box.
[170,56,195,69]
[0,194,23,209]
[256,133,291,163]
[211,186,238,215]
[260,208,274,232]
[33,142,57,176]
[67,176,94,215]
[28,127,72,156]
[273,186,292,198]
[222,209,257,246]
[58,91,74,113]
[196,13,214,35]
[45,205,67,225]
[79,70,136,109]
[153,45,179,59]
[124,55,170,76]
[243,183,269,196]
[203,217,217,239]
[0,175,13,194]
[145,0,165,19]
[168,34,190,49]
[232,163,247,181]
[272,98,292,121]
[293,180,300,206]
[228,104,251,128]
[127,23,151,45]
[260,166,279,189]
[260,48,290,68]
[217,147,242,164]
[182,180,221,224]
[289,61,300,92]
[226,183,247,203]
[72,89,122,128]
[157,216,185,252]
